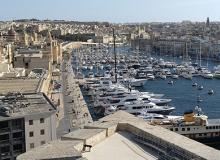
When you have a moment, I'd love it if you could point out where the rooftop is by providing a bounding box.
[17,140,83,160]
[0,78,41,94]
[62,128,105,140]
[16,111,220,160]
[83,131,157,160]
[101,111,220,160]
[0,92,56,121]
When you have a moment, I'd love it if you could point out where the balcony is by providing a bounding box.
[0,127,10,135]
[13,137,24,144]
[1,152,11,158]
[13,150,24,156]
[12,126,24,132]
[0,139,10,146]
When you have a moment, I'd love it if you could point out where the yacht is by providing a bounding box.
[192,82,198,87]
[171,74,179,79]
[208,89,214,95]
[199,68,213,79]
[105,101,175,115]
[146,73,155,80]
[200,70,213,79]
[141,96,172,106]
[122,78,147,87]
[137,110,182,121]
[213,71,220,79]
[181,72,192,80]
[159,74,166,80]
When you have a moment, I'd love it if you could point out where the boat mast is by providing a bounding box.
[199,41,202,67]
[113,28,117,83]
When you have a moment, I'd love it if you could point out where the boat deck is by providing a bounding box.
[207,119,220,126]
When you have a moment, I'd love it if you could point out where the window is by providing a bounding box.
[29,120,33,125]
[41,141,46,145]
[40,129,45,135]
[40,118,44,123]
[175,128,178,131]
[170,128,173,131]
[187,128,190,131]
[30,143,34,149]
[29,131,34,137]
[182,128,185,131]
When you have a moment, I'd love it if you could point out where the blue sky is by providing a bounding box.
[0,0,219,22]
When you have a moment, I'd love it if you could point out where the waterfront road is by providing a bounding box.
[56,53,92,138]
[56,57,74,138]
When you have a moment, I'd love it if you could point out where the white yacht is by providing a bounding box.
[146,73,155,80]
[122,78,147,87]
[172,74,179,79]
[181,72,192,80]
[200,71,213,79]
[137,110,182,121]
[104,100,175,116]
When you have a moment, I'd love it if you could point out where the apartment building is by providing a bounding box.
[0,92,57,160]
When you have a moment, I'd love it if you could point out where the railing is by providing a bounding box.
[0,127,10,133]
[0,139,10,145]
[1,152,10,157]
[134,134,197,160]
[13,137,24,142]
[13,150,24,155]
[12,126,23,131]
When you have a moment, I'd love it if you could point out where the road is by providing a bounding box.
[56,56,74,138]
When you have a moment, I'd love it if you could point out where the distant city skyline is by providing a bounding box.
[0,0,220,22]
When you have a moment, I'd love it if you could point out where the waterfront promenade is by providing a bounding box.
[56,52,93,137]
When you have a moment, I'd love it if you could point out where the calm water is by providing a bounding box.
[137,77,220,119]
[76,53,220,149]
[76,54,220,119]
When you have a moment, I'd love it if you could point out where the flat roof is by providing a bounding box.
[0,92,56,121]
[62,129,105,140]
[85,121,118,129]
[16,140,82,160]
[100,111,220,160]
[0,78,41,94]
[83,131,157,160]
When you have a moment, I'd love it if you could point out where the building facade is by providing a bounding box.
[0,92,57,160]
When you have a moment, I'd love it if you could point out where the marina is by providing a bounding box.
[71,44,220,149]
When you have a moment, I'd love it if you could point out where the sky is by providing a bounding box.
[0,0,219,23]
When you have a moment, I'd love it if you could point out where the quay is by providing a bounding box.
[56,48,93,137]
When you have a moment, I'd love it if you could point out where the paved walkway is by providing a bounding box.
[56,54,93,138]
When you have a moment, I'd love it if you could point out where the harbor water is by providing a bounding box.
[74,51,220,149]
